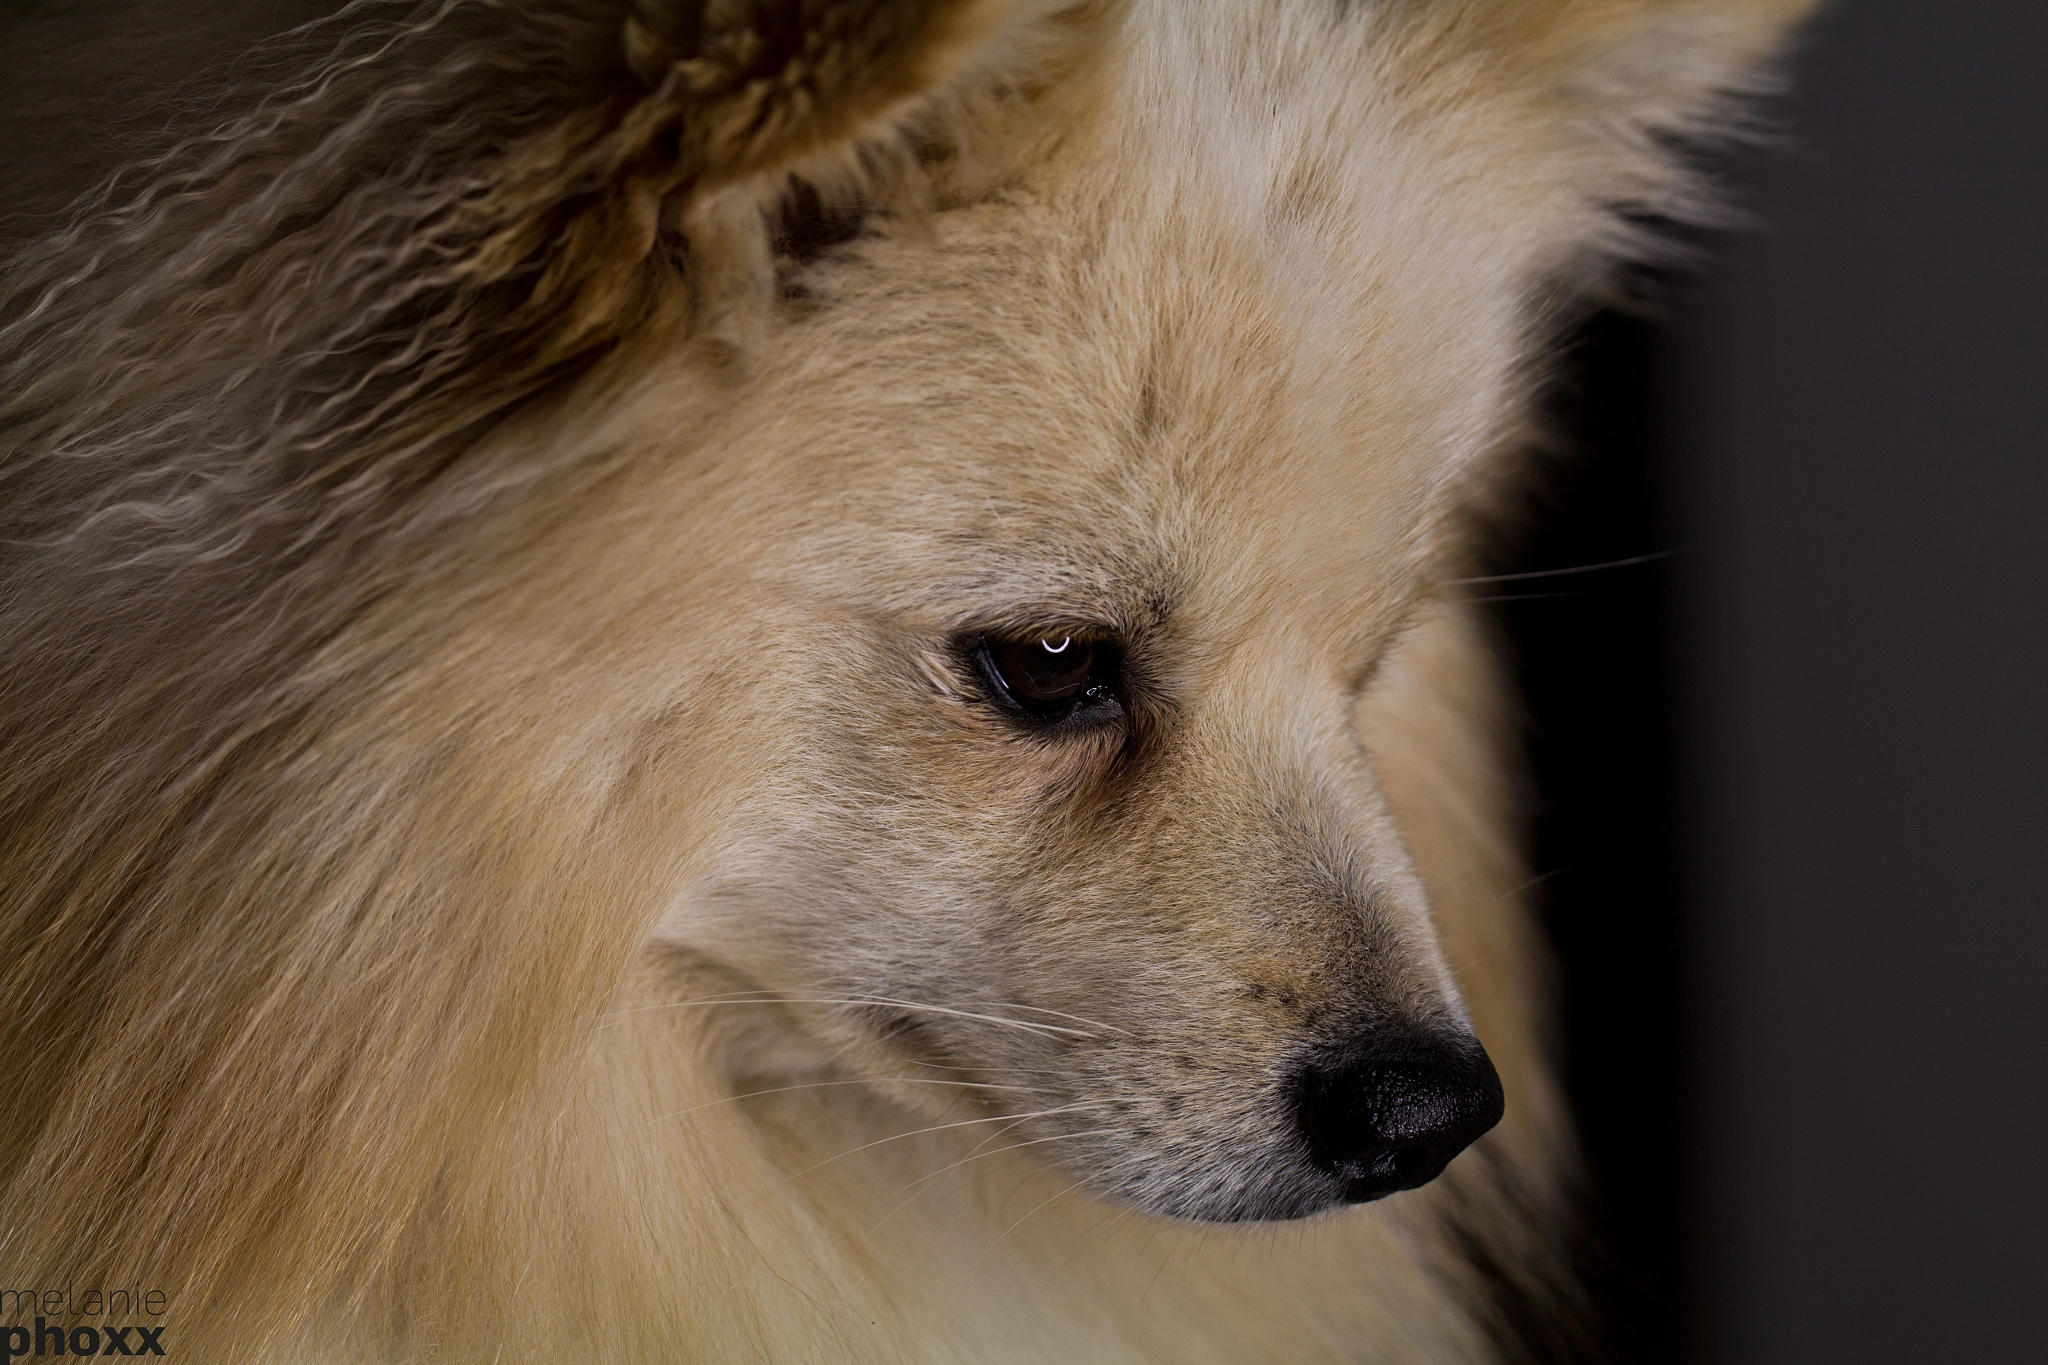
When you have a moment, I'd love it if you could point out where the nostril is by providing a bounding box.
[1369,1146,1434,1187]
[1296,1031,1505,1203]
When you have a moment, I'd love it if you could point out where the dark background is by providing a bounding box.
[6,2,2043,1361]
[1503,3,2048,1360]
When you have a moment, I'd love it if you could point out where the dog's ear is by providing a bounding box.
[605,0,1084,355]
[620,0,1035,190]
[1515,0,1822,125]
[492,0,1068,362]
[1401,0,1824,265]
[6,0,1076,512]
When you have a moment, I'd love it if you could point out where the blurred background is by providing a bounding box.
[1500,2,2048,1360]
[6,2,2042,1360]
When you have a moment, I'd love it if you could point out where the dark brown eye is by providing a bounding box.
[976,633,1117,719]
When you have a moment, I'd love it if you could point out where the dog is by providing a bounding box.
[0,1,1816,1359]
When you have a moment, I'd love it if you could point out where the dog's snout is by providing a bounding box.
[1297,1033,1505,1204]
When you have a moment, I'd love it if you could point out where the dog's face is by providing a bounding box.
[628,129,1525,1220]
[547,0,1811,1225]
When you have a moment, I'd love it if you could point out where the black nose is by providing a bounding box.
[1296,1032,1505,1203]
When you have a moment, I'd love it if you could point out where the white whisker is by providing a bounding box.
[1446,549,1675,585]
[858,995,1101,1040]
[604,993,1096,1040]
[785,1104,1112,1182]
[649,1076,1046,1125]
[959,1002,1136,1037]
[978,1175,1093,1260]
[865,1103,1110,1226]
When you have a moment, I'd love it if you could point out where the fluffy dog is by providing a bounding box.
[0,1,1814,1359]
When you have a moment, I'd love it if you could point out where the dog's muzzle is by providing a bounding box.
[1295,1032,1505,1203]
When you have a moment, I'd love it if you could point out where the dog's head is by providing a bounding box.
[534,0,1814,1222]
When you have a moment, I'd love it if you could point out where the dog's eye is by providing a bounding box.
[976,633,1118,720]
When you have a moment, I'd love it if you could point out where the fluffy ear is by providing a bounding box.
[2,0,1073,540]
[1517,0,1824,127]
[460,0,1071,364]
[622,0,1036,189]
[497,0,1078,362]
[1400,0,1825,265]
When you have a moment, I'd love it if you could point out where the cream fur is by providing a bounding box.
[0,1,1817,1360]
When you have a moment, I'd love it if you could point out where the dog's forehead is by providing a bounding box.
[731,205,1506,633]
[667,15,1552,634]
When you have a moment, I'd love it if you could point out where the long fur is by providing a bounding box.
[1,2,1816,1360]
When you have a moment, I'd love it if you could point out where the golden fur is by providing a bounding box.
[0,1,1815,1359]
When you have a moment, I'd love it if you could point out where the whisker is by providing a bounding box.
[1141,1229,1203,1305]
[856,995,1101,1040]
[1503,865,1572,901]
[959,1002,1136,1038]
[882,1059,1098,1081]
[1044,1202,1137,1284]
[1125,1218,1171,1290]
[1447,549,1675,585]
[648,1076,1046,1126]
[604,993,1094,1040]
[782,1104,1113,1182]
[865,1103,1108,1226]
[978,1175,1093,1260]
